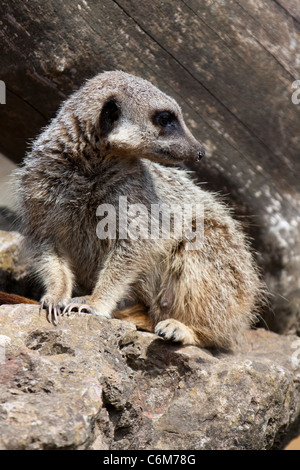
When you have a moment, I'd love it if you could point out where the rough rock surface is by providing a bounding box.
[0,229,41,300]
[0,230,23,277]
[0,229,25,292]
[0,304,300,450]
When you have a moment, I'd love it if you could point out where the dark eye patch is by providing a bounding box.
[152,111,181,132]
[99,97,121,138]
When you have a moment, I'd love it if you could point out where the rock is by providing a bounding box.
[0,304,299,450]
[0,229,25,291]
[0,230,23,275]
[0,229,41,300]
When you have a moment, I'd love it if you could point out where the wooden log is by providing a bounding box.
[0,0,299,332]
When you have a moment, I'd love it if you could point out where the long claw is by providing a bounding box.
[62,303,76,316]
[78,304,92,314]
[39,300,62,325]
[39,300,44,317]
[46,304,52,324]
[62,303,92,317]
[40,299,93,324]
[52,305,60,326]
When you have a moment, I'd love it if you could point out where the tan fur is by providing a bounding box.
[14,71,262,348]
[114,304,154,332]
[0,291,39,306]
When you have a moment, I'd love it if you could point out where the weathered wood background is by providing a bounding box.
[0,0,300,332]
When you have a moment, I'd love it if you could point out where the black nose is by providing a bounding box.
[196,148,205,161]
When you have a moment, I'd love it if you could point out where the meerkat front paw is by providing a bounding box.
[155,319,198,346]
[40,295,71,326]
[62,302,112,319]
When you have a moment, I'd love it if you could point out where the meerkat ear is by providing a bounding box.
[99,97,121,138]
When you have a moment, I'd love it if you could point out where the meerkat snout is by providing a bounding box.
[197,148,206,161]
[100,102,205,164]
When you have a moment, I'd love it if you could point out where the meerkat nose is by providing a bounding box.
[197,148,206,161]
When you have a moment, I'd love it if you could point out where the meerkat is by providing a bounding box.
[10,71,261,348]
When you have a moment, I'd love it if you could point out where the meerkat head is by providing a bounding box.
[70,71,205,164]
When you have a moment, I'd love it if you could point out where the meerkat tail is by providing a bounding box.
[113,303,154,332]
[0,291,39,306]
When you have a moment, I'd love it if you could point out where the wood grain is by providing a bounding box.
[0,0,299,332]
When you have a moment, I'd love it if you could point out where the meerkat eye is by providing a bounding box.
[152,111,179,130]
[99,98,121,138]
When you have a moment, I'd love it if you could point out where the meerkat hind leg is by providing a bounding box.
[155,319,199,346]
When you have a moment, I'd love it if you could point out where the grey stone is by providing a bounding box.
[0,304,299,450]
[0,229,41,300]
